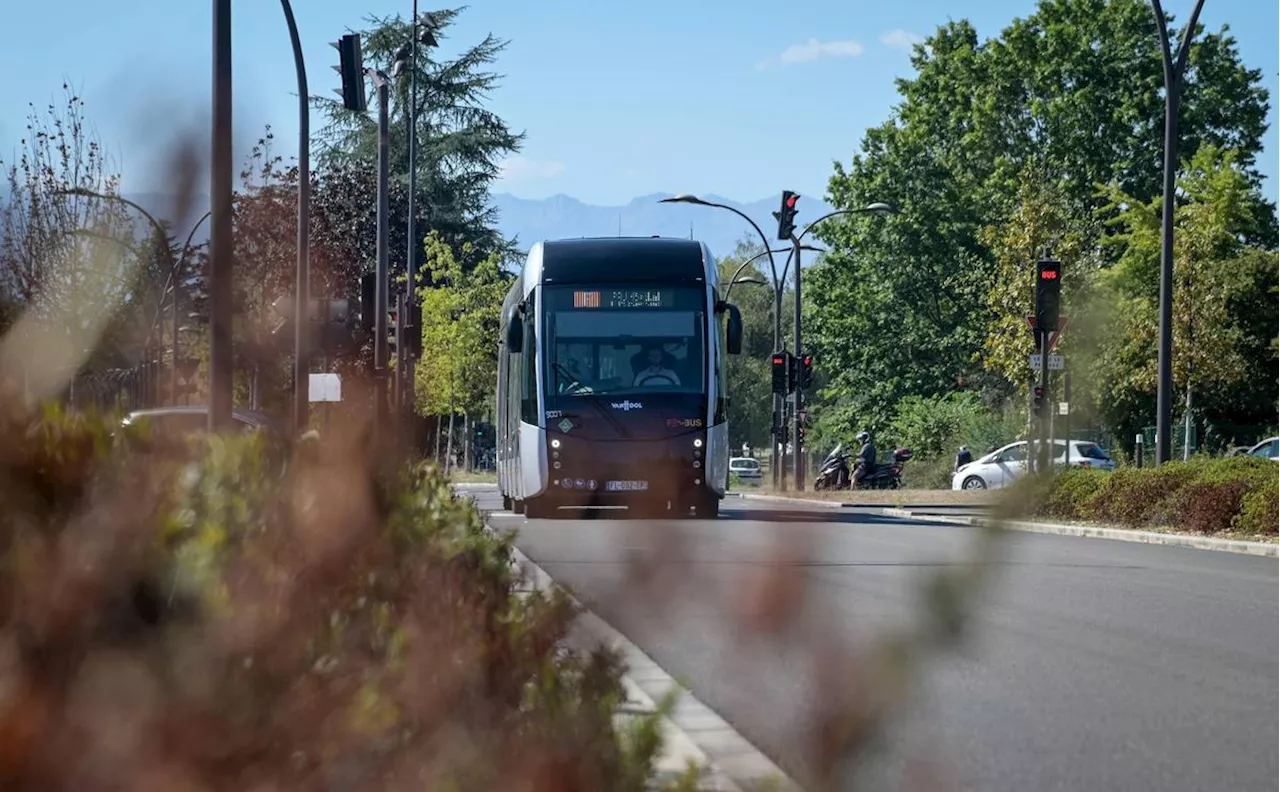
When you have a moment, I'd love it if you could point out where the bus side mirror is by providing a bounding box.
[724,303,743,355]
[505,302,524,353]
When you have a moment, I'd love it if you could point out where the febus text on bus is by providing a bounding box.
[496,237,743,518]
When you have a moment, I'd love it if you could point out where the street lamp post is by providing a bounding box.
[279,0,311,434]
[210,0,235,431]
[1150,0,1206,465]
[393,9,439,427]
[659,194,790,486]
[371,69,392,441]
[789,202,897,490]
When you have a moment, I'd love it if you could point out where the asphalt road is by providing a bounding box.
[475,488,1278,792]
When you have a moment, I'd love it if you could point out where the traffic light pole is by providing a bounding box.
[791,235,805,491]
[373,73,391,442]
[1036,328,1051,474]
[772,287,784,490]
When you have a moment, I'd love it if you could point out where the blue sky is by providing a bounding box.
[2,0,1276,206]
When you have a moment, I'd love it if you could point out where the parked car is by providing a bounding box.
[121,406,285,455]
[952,439,1115,490]
[729,456,763,484]
[1245,436,1279,462]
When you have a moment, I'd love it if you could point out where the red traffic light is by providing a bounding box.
[772,355,786,365]
[1032,386,1044,396]
[785,194,799,209]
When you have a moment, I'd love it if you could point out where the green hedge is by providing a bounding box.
[1021,456,1278,536]
[0,404,701,791]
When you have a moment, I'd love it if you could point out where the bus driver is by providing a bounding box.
[633,346,681,387]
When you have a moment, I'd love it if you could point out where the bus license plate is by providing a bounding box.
[605,480,648,492]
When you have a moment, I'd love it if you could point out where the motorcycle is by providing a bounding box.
[813,444,913,490]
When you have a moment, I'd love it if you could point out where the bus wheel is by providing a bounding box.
[502,495,513,512]
[695,495,720,519]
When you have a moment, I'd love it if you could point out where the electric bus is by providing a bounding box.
[496,237,743,519]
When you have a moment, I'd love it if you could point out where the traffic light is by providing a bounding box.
[770,351,792,394]
[796,353,814,390]
[359,272,376,335]
[1035,254,1061,336]
[1031,385,1046,418]
[331,34,368,112]
[775,191,799,240]
[402,301,422,357]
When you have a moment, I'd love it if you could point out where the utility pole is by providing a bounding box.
[373,71,391,441]
[1151,0,1206,465]
[209,0,235,431]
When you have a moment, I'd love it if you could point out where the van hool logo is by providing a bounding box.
[610,400,644,411]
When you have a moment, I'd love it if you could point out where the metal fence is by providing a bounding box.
[69,352,165,413]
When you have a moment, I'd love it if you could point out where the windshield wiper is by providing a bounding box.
[550,362,630,439]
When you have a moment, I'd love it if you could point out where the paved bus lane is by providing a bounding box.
[475,488,1278,792]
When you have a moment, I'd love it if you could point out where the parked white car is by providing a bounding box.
[952,440,1115,490]
[729,456,763,484]
[1246,436,1279,461]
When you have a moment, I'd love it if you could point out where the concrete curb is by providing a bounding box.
[459,489,800,792]
[729,491,846,509]
[878,508,1279,558]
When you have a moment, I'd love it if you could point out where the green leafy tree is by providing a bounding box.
[977,160,1103,403]
[1095,145,1278,448]
[414,231,509,420]
[810,0,1273,434]
[316,9,522,264]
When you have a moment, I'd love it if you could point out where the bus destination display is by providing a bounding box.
[572,289,673,309]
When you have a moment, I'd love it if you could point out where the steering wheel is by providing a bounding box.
[636,373,677,387]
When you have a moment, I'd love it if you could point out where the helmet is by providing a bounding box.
[856,431,870,443]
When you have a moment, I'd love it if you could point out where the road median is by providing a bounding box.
[730,490,1278,557]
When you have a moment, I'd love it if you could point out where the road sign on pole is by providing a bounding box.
[1025,315,1070,351]
[1029,353,1064,371]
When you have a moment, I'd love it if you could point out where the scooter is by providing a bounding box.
[813,445,913,490]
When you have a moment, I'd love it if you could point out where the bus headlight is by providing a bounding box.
[693,438,703,449]
[551,439,561,449]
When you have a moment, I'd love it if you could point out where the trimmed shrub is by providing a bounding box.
[0,405,690,791]
[1237,475,1280,535]
[1019,455,1278,536]
[1040,467,1109,520]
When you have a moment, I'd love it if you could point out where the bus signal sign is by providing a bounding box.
[1040,269,1059,279]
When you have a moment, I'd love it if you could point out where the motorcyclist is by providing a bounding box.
[853,430,876,486]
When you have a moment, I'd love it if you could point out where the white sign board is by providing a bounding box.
[1058,401,1069,415]
[308,373,342,402]
[1029,353,1064,371]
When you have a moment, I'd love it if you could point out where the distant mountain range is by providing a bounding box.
[108,190,838,260]
[489,192,838,256]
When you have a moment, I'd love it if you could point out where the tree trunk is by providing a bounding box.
[463,411,471,472]
[434,414,443,463]
[445,411,456,475]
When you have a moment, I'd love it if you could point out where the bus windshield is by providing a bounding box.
[543,284,706,404]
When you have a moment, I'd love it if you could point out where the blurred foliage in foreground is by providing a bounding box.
[1006,455,1278,537]
[0,404,699,791]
